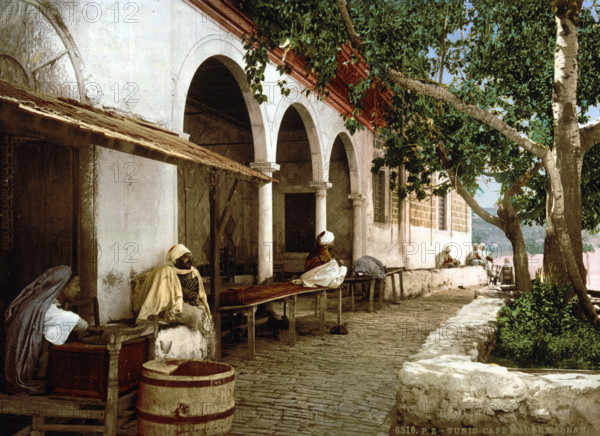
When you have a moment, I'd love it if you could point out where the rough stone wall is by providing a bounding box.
[397,266,488,299]
[395,296,600,434]
[451,193,469,233]
[410,195,435,229]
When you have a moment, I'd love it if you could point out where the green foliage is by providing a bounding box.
[493,280,600,369]
[237,0,600,232]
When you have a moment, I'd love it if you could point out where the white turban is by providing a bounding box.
[166,244,191,267]
[319,231,335,246]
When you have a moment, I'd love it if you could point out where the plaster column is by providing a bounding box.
[310,181,332,236]
[250,162,279,283]
[348,193,365,262]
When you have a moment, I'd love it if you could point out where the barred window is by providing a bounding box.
[438,194,447,230]
[373,171,386,223]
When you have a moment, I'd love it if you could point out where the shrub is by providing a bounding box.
[493,279,600,369]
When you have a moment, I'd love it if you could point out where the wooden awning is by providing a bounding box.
[0,80,276,184]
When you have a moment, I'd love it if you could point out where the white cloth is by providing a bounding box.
[294,259,347,288]
[132,265,211,324]
[43,301,88,345]
[166,243,191,266]
[319,231,335,246]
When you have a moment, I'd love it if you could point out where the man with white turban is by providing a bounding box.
[466,243,485,266]
[131,244,215,357]
[295,230,347,288]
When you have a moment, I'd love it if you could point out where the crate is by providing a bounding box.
[48,338,147,400]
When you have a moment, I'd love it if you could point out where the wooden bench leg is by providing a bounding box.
[248,306,256,359]
[368,279,375,313]
[104,341,121,436]
[391,273,398,303]
[31,416,45,436]
[216,310,222,360]
[337,287,342,326]
[351,283,355,312]
[378,278,384,310]
[399,270,405,300]
[287,295,296,346]
[319,290,327,336]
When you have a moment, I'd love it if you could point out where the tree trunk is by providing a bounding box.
[543,182,570,283]
[498,206,532,293]
[549,4,598,327]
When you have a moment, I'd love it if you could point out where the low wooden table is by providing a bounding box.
[343,267,405,311]
[343,275,378,312]
[217,284,342,359]
[385,267,405,303]
[0,322,157,436]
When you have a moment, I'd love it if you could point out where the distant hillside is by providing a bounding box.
[471,208,600,256]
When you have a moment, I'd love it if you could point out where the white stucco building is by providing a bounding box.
[0,0,472,323]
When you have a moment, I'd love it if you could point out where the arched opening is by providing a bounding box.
[327,135,353,265]
[181,57,258,281]
[273,106,315,271]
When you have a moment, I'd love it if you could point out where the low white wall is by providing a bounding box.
[394,296,600,434]
[389,266,488,300]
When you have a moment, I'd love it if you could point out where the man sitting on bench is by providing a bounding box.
[131,244,215,359]
[294,230,347,288]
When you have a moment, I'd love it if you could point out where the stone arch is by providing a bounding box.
[172,35,268,161]
[271,100,323,181]
[325,128,362,197]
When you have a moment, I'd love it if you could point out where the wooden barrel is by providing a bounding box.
[137,360,235,436]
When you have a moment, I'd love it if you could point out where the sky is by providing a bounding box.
[474,179,501,208]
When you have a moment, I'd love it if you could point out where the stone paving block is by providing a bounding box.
[224,288,476,436]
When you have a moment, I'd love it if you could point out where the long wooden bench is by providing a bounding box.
[217,282,342,359]
[0,322,157,436]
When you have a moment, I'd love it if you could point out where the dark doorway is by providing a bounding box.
[284,193,315,253]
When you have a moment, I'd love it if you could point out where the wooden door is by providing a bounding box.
[0,141,77,302]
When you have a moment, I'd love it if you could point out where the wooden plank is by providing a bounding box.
[337,287,342,326]
[0,396,104,419]
[104,342,121,436]
[287,295,296,346]
[12,425,32,436]
[217,179,239,237]
[117,410,136,429]
[117,391,136,412]
[35,423,104,433]
[216,309,222,360]
[31,415,44,436]
[219,286,333,310]
[399,270,405,300]
[319,290,326,336]
[248,306,256,359]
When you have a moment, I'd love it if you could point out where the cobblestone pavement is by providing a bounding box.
[221,287,478,436]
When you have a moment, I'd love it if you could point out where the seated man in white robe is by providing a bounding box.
[438,246,460,268]
[131,244,215,359]
[466,243,486,266]
[480,243,494,278]
[294,230,347,288]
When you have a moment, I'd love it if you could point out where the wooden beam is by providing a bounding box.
[217,179,239,237]
[209,171,221,310]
